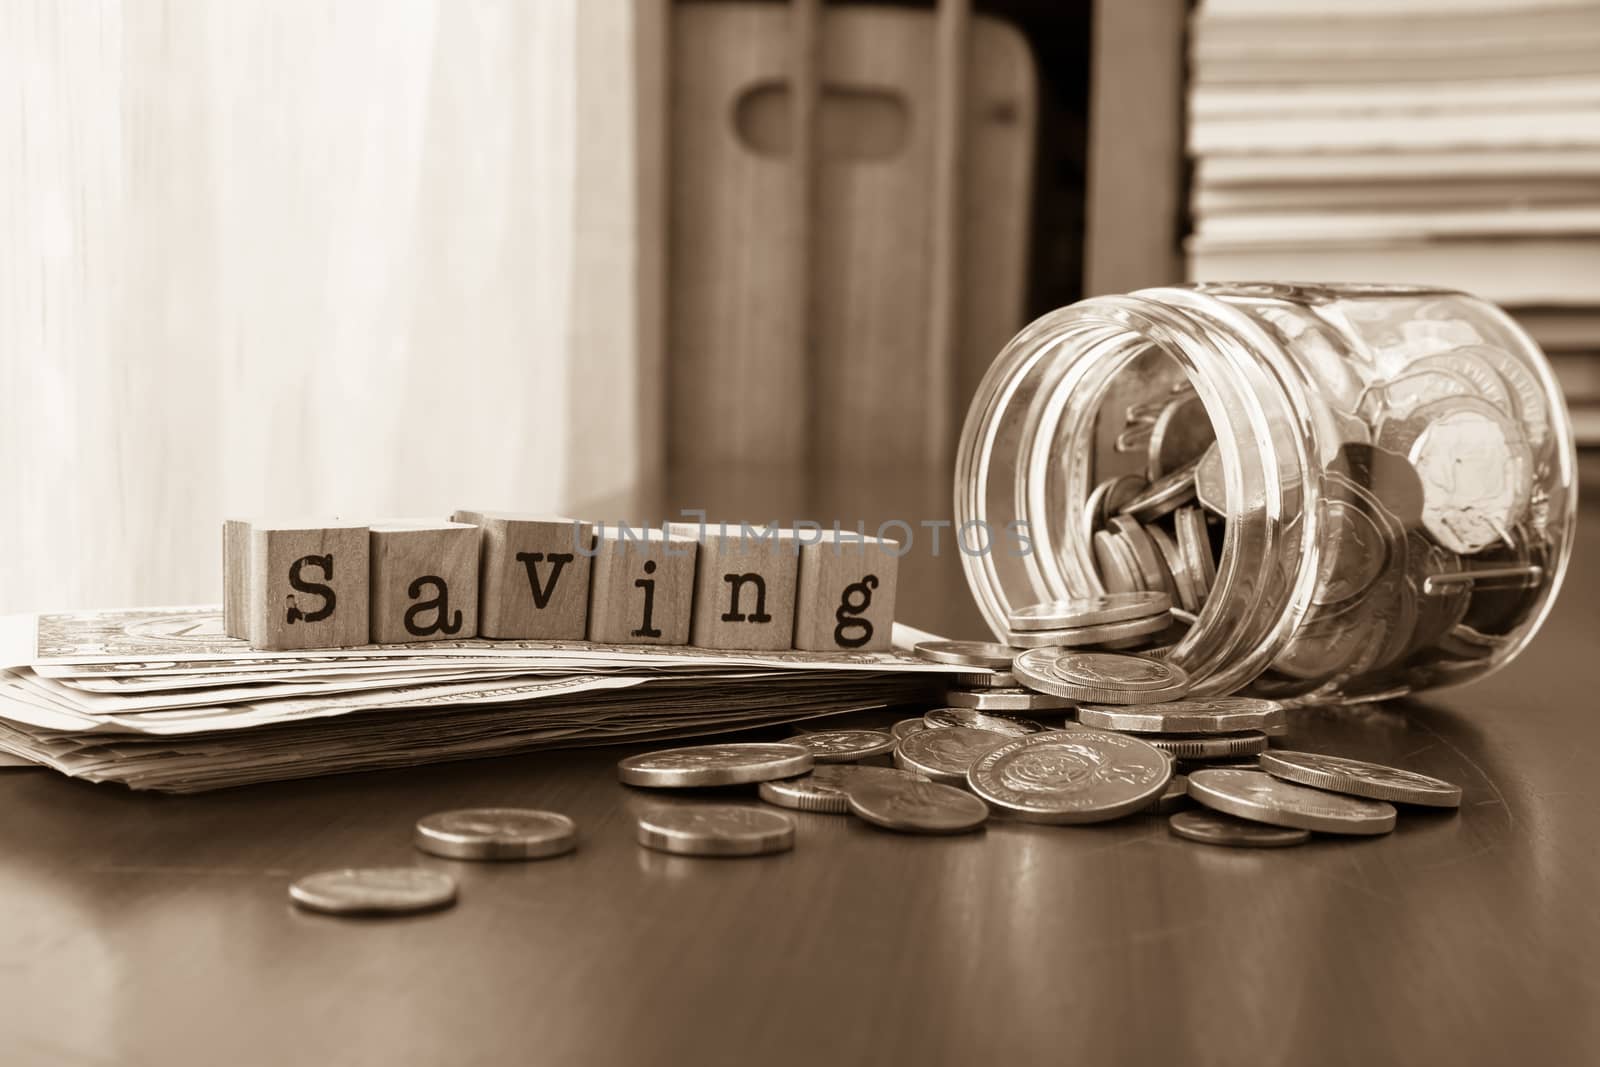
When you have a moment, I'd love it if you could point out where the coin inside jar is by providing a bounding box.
[413,808,578,861]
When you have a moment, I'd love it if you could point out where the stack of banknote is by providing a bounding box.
[0,606,960,792]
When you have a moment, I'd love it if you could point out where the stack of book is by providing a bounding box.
[1185,0,1600,442]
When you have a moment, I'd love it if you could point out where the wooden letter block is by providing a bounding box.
[586,527,696,645]
[369,521,482,644]
[681,524,798,651]
[793,532,900,652]
[248,521,370,650]
[222,518,252,639]
[451,510,593,640]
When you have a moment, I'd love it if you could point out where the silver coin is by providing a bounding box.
[1407,350,1513,411]
[784,729,897,763]
[1007,591,1170,630]
[913,640,1019,670]
[891,717,927,740]
[1146,393,1213,482]
[948,669,1019,689]
[924,707,1047,735]
[966,730,1172,824]
[1168,809,1310,848]
[617,743,813,788]
[1452,343,1550,453]
[1406,399,1533,555]
[1109,516,1172,596]
[413,808,577,861]
[1076,697,1285,735]
[1083,474,1148,545]
[759,764,931,815]
[289,867,457,916]
[944,686,1075,711]
[1143,732,1269,759]
[1193,442,1227,516]
[1147,524,1201,613]
[1311,495,1388,607]
[846,778,989,834]
[1146,773,1191,815]
[1092,530,1144,594]
[1259,750,1462,808]
[1005,612,1171,649]
[635,805,796,856]
[1174,507,1216,600]
[1187,769,1396,835]
[1119,458,1200,522]
[894,725,1013,785]
[1013,648,1192,705]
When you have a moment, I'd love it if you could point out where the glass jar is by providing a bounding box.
[955,282,1577,702]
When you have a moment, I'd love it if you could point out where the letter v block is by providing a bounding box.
[587,527,696,645]
[680,524,798,651]
[793,532,900,652]
[451,511,593,640]
[247,520,371,650]
[369,521,481,644]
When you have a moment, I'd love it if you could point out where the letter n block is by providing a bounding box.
[793,532,899,652]
[247,521,370,650]
[587,527,696,645]
[369,521,481,644]
[682,525,798,651]
[451,510,593,640]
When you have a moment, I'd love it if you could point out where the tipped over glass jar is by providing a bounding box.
[955,283,1577,703]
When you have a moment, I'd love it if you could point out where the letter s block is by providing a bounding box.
[247,521,371,650]
[369,521,481,644]
[452,510,593,640]
[793,532,899,652]
[682,524,798,651]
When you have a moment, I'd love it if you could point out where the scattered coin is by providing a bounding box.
[635,805,796,856]
[784,729,897,763]
[1005,612,1172,649]
[759,764,931,815]
[924,708,1046,735]
[948,669,1019,689]
[1008,591,1171,631]
[1187,769,1396,835]
[894,725,1013,785]
[289,867,457,917]
[847,778,990,834]
[1143,732,1269,760]
[944,687,1075,711]
[966,730,1172,824]
[913,640,1019,670]
[891,717,927,740]
[1168,809,1310,848]
[413,808,577,861]
[1013,648,1192,705]
[1147,773,1190,815]
[617,743,813,788]
[1258,750,1462,808]
[1076,697,1285,735]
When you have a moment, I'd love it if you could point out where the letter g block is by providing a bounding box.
[792,531,899,652]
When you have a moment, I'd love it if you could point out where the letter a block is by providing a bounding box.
[683,525,798,651]
[370,521,481,644]
[587,528,696,645]
[452,510,593,640]
[247,521,371,650]
[793,532,900,652]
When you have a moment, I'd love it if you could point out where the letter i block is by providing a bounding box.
[793,532,900,652]
[451,510,593,640]
[369,521,482,644]
[587,527,696,645]
[683,525,798,651]
[247,521,371,650]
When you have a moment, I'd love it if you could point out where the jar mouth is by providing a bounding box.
[955,288,1325,695]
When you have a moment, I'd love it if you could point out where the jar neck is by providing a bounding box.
[955,287,1325,695]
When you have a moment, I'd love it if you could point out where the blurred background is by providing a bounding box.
[3,0,1595,614]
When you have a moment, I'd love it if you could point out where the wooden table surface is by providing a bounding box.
[3,466,1598,1066]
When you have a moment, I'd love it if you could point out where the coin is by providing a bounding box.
[1451,343,1550,453]
[913,640,1019,670]
[944,687,1075,711]
[1406,350,1512,411]
[413,808,577,861]
[847,778,989,834]
[1364,367,1479,422]
[948,669,1019,688]
[1119,458,1199,522]
[1142,732,1269,759]
[636,805,796,856]
[1008,591,1170,630]
[1194,442,1227,516]
[1405,399,1534,555]
[1013,648,1192,704]
[1146,393,1213,482]
[1146,773,1190,814]
[894,725,1013,785]
[891,717,927,740]
[1187,768,1396,835]
[1311,496,1388,607]
[289,867,457,916]
[1005,612,1171,649]
[1083,474,1148,545]
[966,730,1172,824]
[1147,525,1200,612]
[1174,507,1216,599]
[759,764,932,814]
[784,729,897,763]
[1258,750,1462,808]
[1109,516,1172,595]
[617,743,813,788]
[924,708,1047,735]
[1076,697,1285,734]
[1092,530,1144,594]
[1168,809,1310,848]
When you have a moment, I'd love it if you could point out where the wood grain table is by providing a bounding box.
[3,466,1597,1066]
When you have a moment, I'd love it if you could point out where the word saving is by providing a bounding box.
[222,513,900,654]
